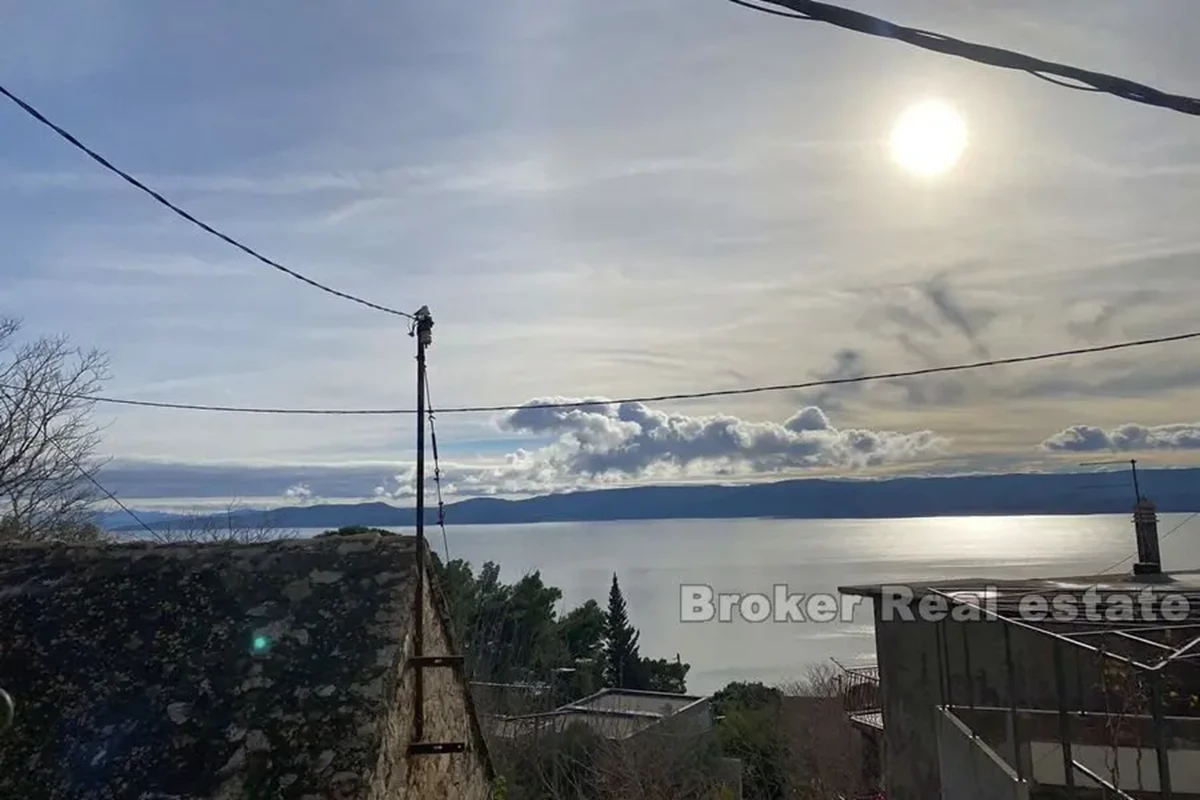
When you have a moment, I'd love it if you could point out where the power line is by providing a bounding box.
[727,0,811,20]
[1098,510,1200,576]
[0,389,406,416]
[445,329,1200,412]
[5,326,1200,416]
[0,84,415,321]
[45,438,160,539]
[732,0,1200,118]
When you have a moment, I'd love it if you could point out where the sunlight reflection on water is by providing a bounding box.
[316,513,1200,694]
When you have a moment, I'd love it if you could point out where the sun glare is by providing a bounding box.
[888,99,967,178]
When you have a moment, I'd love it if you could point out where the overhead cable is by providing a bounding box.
[6,327,1199,416]
[731,0,1200,118]
[1098,511,1200,576]
[0,84,415,320]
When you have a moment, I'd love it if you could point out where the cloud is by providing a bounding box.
[921,274,995,359]
[490,398,947,481]
[104,401,950,507]
[1064,289,1163,342]
[97,461,401,501]
[1041,422,1200,453]
[283,483,314,504]
[802,349,867,412]
[372,406,948,499]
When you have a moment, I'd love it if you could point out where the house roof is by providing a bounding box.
[568,687,706,716]
[839,570,1200,671]
[486,708,663,740]
[838,569,1200,600]
[0,531,484,797]
[486,689,710,741]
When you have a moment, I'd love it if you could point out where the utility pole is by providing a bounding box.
[405,306,466,758]
[413,305,432,744]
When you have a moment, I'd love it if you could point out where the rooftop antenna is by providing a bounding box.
[1082,458,1162,574]
[1079,458,1142,504]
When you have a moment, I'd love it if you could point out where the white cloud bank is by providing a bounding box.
[1041,422,1200,453]
[283,483,315,504]
[372,400,948,499]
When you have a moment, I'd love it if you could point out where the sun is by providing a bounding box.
[888,99,967,178]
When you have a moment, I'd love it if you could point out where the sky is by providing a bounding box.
[2,0,1199,510]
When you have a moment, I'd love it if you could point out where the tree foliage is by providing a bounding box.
[712,682,789,800]
[433,561,689,703]
[434,557,568,687]
[712,668,875,800]
[641,656,690,693]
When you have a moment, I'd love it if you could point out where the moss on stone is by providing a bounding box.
[0,533,418,798]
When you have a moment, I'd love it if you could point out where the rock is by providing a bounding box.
[166,702,191,725]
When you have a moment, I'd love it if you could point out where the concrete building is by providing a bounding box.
[839,501,1200,800]
[0,531,496,799]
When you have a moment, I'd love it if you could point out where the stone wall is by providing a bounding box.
[0,535,421,799]
[391,556,494,800]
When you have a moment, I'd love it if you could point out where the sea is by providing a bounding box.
[299,513,1200,695]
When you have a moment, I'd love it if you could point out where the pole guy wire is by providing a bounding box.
[425,367,451,563]
[0,83,415,320]
[45,437,160,539]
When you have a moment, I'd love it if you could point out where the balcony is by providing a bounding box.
[837,663,883,733]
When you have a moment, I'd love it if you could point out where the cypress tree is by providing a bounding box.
[603,573,642,688]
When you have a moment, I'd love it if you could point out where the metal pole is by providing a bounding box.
[936,619,947,707]
[1053,641,1076,797]
[963,624,975,711]
[1004,623,1024,781]
[413,306,433,744]
[1131,459,1141,502]
[1151,674,1174,799]
[940,615,953,706]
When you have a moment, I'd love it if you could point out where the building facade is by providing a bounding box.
[838,505,1200,800]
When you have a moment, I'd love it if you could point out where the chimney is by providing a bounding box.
[1133,498,1162,575]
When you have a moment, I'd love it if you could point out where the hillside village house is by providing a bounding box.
[0,530,495,798]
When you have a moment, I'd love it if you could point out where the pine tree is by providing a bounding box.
[603,573,642,688]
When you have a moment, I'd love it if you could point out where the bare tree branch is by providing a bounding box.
[0,318,109,542]
[151,500,296,544]
[778,665,875,799]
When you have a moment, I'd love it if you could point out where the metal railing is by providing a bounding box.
[834,662,881,716]
[927,588,1200,799]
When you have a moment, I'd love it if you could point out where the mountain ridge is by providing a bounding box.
[105,467,1200,532]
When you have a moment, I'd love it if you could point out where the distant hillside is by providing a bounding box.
[107,467,1200,532]
[95,509,202,529]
